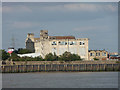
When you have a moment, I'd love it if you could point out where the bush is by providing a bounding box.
[93,58,99,61]
[17,48,32,54]
[116,61,120,63]
[0,49,10,60]
[59,51,82,61]
[45,53,58,61]
[4,49,82,61]
[9,52,20,61]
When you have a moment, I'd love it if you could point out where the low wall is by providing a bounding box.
[4,60,117,66]
[1,64,120,73]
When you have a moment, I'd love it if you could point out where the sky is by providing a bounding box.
[2,2,118,53]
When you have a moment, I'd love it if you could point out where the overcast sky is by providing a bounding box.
[2,2,118,52]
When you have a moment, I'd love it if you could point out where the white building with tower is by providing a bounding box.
[25,30,89,60]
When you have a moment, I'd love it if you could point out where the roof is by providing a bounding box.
[49,36,75,39]
[34,38,40,41]
[34,36,75,41]
[110,55,118,57]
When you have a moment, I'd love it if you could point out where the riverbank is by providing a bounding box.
[2,60,118,66]
[1,63,119,73]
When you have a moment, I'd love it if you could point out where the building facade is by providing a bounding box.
[26,30,89,60]
[88,50,108,60]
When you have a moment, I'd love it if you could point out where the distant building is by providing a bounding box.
[109,52,118,56]
[25,30,89,60]
[109,52,119,60]
[88,50,108,60]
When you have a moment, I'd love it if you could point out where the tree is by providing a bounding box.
[59,51,82,61]
[0,49,10,60]
[45,53,58,61]
[34,56,43,61]
[17,48,32,54]
[93,58,99,61]
[9,52,20,61]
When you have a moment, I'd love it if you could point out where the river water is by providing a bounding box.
[2,72,118,88]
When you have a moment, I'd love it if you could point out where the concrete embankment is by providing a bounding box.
[4,60,118,65]
[1,63,120,73]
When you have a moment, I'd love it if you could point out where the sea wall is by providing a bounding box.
[1,64,119,73]
[4,60,117,66]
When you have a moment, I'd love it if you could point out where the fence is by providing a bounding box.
[1,64,120,73]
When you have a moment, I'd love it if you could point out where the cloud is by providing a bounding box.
[11,21,41,28]
[2,0,120,2]
[42,3,117,12]
[2,3,117,14]
[73,26,109,32]
[2,5,32,13]
[0,7,1,13]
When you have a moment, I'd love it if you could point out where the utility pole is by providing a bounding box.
[68,38,69,52]
[11,34,15,49]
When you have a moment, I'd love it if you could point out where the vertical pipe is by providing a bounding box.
[17,65,19,73]
[85,64,86,71]
[10,66,12,73]
[2,66,4,73]
[32,65,33,72]
[38,65,39,72]
[68,39,69,52]
[58,64,59,71]
[45,64,46,72]
[64,64,65,71]
[51,64,52,71]
[91,64,92,71]
[72,64,73,71]
[112,64,114,71]
[104,64,105,71]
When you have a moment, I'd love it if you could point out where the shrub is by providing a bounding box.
[59,51,82,61]
[93,58,99,61]
[17,48,32,54]
[0,49,10,60]
[45,53,58,61]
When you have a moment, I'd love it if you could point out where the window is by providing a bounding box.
[69,41,73,45]
[80,42,82,45]
[96,53,98,56]
[80,41,85,45]
[45,32,48,34]
[69,41,77,45]
[73,41,77,45]
[102,52,106,56]
[102,53,104,56]
[90,53,92,56]
[52,41,57,45]
[59,41,67,45]
[65,42,67,45]
[98,53,100,56]
[104,52,106,56]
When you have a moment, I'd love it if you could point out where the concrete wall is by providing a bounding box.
[5,60,117,65]
[2,63,119,73]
